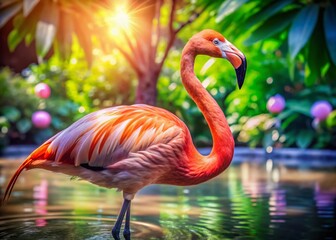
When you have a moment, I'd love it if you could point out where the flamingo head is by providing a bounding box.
[191,29,247,89]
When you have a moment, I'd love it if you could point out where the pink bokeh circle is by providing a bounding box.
[34,83,51,99]
[32,111,52,128]
[311,101,332,120]
[267,94,285,113]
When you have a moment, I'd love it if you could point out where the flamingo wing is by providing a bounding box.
[35,105,187,168]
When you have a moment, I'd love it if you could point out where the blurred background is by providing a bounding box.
[0,0,335,153]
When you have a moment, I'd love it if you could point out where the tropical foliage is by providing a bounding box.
[216,0,336,86]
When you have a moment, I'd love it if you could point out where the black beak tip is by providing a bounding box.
[235,57,247,89]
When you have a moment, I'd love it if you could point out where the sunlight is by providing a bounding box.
[106,6,132,37]
[115,8,131,29]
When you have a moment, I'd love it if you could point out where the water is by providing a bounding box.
[0,157,335,239]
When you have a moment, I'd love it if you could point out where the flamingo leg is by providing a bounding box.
[112,199,131,240]
[123,203,131,240]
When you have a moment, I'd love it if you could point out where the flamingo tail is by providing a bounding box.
[2,140,52,204]
[2,157,35,204]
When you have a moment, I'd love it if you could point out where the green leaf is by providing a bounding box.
[281,113,299,130]
[216,0,248,22]
[296,130,314,148]
[16,118,32,133]
[2,106,21,121]
[277,110,294,120]
[245,9,297,45]
[25,32,33,45]
[35,1,59,58]
[245,0,293,28]
[305,17,327,86]
[287,54,295,80]
[7,14,24,51]
[23,0,39,17]
[288,4,319,59]
[305,67,318,86]
[284,131,297,147]
[326,110,336,128]
[0,1,21,28]
[8,28,22,51]
[324,5,336,65]
[286,100,311,116]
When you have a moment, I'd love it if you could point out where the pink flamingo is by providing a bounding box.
[2,29,246,239]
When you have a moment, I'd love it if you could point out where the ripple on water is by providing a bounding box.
[0,215,163,240]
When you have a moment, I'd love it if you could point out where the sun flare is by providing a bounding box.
[106,6,132,36]
[115,8,131,29]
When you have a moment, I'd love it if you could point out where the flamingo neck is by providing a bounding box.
[181,42,234,182]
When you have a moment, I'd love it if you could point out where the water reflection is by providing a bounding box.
[33,180,48,227]
[0,157,335,239]
[314,182,336,237]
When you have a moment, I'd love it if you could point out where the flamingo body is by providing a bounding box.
[2,29,247,239]
[25,105,201,196]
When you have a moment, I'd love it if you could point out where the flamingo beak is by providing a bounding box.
[221,41,247,89]
[235,57,247,89]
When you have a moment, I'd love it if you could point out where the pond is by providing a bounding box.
[0,155,335,239]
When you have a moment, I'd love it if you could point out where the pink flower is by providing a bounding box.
[267,94,285,113]
[310,101,332,120]
[35,83,51,99]
[32,111,52,128]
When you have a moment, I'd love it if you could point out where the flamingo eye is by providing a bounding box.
[213,39,220,45]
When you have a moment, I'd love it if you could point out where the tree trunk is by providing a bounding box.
[135,69,160,106]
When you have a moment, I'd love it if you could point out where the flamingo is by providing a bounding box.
[2,29,246,240]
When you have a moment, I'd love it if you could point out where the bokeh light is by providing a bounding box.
[310,101,332,120]
[34,83,51,99]
[267,94,285,113]
[32,111,52,129]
